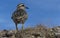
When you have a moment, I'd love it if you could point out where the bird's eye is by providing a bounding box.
[22,5,24,6]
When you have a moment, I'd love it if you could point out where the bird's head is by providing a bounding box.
[17,3,29,10]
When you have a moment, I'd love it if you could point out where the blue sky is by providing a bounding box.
[0,0,60,30]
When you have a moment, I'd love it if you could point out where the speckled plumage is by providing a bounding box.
[11,9,28,24]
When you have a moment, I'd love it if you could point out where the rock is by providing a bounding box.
[0,30,8,37]
[7,30,15,37]
[0,25,60,38]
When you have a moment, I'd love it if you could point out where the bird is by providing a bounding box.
[11,3,28,33]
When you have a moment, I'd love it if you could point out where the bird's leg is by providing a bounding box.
[15,23,18,33]
[22,24,24,33]
[15,23,19,38]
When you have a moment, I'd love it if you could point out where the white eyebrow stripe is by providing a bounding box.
[19,4,24,6]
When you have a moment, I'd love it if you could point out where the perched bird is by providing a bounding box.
[11,3,28,33]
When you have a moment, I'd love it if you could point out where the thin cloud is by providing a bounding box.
[0,19,6,23]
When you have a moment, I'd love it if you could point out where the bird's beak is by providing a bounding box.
[25,7,29,9]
